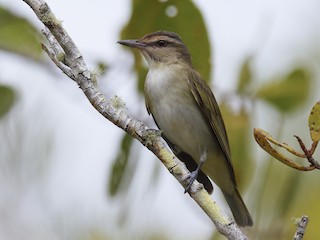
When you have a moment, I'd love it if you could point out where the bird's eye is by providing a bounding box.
[157,40,167,47]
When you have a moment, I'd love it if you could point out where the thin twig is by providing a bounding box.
[293,216,309,240]
[294,135,320,169]
[41,43,74,79]
[309,141,319,156]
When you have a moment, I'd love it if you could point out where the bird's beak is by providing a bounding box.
[117,39,147,49]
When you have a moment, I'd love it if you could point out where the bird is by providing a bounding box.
[118,31,253,227]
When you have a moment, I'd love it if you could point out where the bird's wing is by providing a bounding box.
[187,68,236,184]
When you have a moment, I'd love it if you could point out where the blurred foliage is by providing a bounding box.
[211,59,317,240]
[0,6,43,60]
[121,0,211,92]
[251,100,320,238]
[0,5,43,119]
[0,84,15,118]
[237,56,253,95]
[249,68,317,240]
[220,103,253,190]
[108,134,134,196]
[255,68,311,112]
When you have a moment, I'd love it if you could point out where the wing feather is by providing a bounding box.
[187,69,236,184]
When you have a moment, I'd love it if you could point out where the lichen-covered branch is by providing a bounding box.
[22,0,249,239]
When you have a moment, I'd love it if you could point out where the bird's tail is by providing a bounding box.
[222,187,253,227]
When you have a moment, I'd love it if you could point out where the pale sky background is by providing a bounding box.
[0,0,320,239]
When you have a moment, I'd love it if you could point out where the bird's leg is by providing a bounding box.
[185,150,207,193]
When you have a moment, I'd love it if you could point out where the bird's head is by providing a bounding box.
[118,31,192,67]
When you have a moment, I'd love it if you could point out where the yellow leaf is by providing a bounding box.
[308,101,320,143]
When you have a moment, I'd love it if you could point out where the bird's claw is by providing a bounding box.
[184,170,199,193]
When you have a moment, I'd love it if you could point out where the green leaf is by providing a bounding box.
[121,0,211,92]
[0,7,43,60]
[255,68,311,112]
[308,101,320,143]
[108,134,133,196]
[0,84,15,118]
[237,56,252,94]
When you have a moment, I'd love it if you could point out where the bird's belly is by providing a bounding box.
[153,99,233,190]
[151,94,214,160]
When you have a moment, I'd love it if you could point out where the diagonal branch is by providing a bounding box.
[22,0,249,239]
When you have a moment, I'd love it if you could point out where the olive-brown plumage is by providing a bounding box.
[118,31,253,227]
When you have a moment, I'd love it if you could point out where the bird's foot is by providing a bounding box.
[184,170,199,193]
[184,150,207,194]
